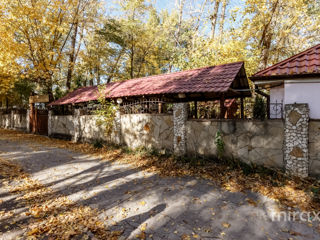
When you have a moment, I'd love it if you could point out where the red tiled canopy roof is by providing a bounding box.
[50,61,246,106]
[251,43,320,80]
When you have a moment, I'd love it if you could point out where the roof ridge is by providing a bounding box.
[105,61,244,84]
[253,43,320,76]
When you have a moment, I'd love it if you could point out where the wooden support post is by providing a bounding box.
[158,103,162,114]
[240,97,244,119]
[29,103,35,133]
[220,95,225,119]
[194,101,198,119]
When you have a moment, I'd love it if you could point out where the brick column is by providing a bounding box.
[48,110,52,136]
[73,109,81,143]
[284,104,309,177]
[173,103,188,156]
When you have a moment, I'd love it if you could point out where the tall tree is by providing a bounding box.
[0,0,100,96]
[218,0,228,42]
[210,0,221,39]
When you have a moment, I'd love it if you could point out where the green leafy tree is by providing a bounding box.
[253,96,266,120]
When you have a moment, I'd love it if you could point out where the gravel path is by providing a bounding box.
[0,134,319,240]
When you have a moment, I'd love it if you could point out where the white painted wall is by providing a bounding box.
[270,85,284,119]
[284,80,320,119]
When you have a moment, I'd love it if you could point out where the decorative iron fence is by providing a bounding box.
[188,101,222,119]
[269,101,284,119]
[244,100,283,119]
[120,99,173,114]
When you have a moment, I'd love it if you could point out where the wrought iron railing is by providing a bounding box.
[269,101,284,119]
[120,99,172,114]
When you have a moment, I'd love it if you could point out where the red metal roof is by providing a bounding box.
[50,61,245,106]
[252,43,320,80]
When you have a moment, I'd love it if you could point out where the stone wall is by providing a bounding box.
[0,114,11,129]
[0,113,27,130]
[3,103,319,177]
[186,119,284,168]
[309,120,320,176]
[284,104,309,177]
[12,114,27,130]
[51,115,75,137]
[78,115,119,143]
[49,113,173,150]
[121,114,173,151]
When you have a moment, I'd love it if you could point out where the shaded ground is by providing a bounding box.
[0,130,320,239]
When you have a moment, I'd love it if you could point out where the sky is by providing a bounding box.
[104,0,245,35]
[154,0,174,11]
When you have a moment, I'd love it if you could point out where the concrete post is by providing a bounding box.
[73,109,81,143]
[284,104,309,177]
[26,109,30,132]
[48,110,52,136]
[173,102,188,156]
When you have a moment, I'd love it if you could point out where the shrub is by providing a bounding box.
[215,130,225,160]
[93,139,104,149]
[253,96,266,120]
[94,85,118,136]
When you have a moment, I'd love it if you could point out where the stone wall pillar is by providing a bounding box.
[73,109,81,143]
[26,109,30,132]
[10,109,14,129]
[173,102,188,156]
[48,110,52,136]
[284,104,309,177]
[113,109,122,145]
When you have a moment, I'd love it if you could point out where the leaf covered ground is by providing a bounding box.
[0,156,122,239]
[1,128,320,214]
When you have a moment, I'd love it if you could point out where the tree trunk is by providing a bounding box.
[66,20,78,91]
[259,0,279,69]
[219,0,227,42]
[210,0,220,40]
[176,0,185,41]
[130,39,134,79]
[169,0,185,72]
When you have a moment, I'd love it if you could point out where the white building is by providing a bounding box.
[251,44,320,119]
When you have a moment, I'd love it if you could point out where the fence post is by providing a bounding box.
[114,109,122,145]
[26,109,30,132]
[284,104,309,177]
[173,102,188,156]
[10,109,14,129]
[73,109,80,143]
[48,110,52,137]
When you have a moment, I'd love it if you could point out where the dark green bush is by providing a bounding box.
[93,139,104,149]
[253,96,266,120]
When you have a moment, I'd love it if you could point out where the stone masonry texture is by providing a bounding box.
[186,119,284,168]
[4,104,320,176]
[284,104,309,178]
[309,120,320,176]
[173,103,188,156]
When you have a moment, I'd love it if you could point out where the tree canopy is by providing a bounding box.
[0,0,319,106]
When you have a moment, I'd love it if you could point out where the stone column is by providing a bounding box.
[113,109,122,145]
[48,110,52,136]
[173,102,188,156]
[26,109,30,132]
[10,109,14,129]
[73,109,81,143]
[284,104,309,177]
